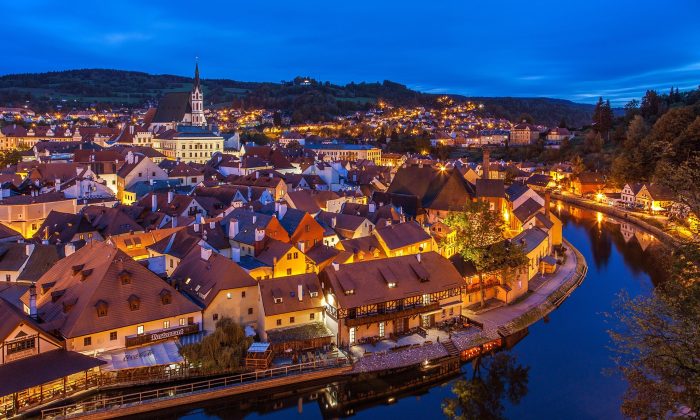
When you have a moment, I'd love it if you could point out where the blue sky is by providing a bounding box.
[3,0,700,104]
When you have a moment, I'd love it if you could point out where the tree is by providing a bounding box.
[640,90,661,120]
[592,97,613,135]
[608,269,700,418]
[443,353,529,420]
[584,130,604,153]
[180,317,252,372]
[571,155,586,176]
[0,149,24,167]
[445,201,520,307]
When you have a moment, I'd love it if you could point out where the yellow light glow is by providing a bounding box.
[596,212,603,223]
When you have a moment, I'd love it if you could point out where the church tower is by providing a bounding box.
[190,61,206,127]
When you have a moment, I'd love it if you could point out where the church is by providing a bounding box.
[147,63,224,164]
[149,63,207,132]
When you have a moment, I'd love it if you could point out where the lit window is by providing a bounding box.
[137,325,144,335]
[83,337,91,347]
[179,318,185,326]
[163,320,170,329]
[226,292,232,299]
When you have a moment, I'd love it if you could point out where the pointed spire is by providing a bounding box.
[193,58,201,90]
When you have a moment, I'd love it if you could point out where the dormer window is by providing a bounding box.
[95,300,108,317]
[309,291,319,298]
[71,264,85,275]
[128,295,140,311]
[273,297,283,304]
[159,289,172,305]
[79,269,93,281]
[344,289,354,295]
[118,270,131,285]
[387,281,397,288]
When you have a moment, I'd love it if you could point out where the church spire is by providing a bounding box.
[193,59,201,90]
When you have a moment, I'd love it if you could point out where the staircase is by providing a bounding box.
[441,339,460,357]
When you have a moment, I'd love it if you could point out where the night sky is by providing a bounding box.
[4,0,699,104]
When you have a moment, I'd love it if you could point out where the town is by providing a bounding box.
[0,59,697,419]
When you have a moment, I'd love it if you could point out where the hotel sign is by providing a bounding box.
[125,324,199,348]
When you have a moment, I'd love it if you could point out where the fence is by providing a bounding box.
[41,356,349,419]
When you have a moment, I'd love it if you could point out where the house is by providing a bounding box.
[0,192,77,238]
[172,246,259,333]
[571,172,606,197]
[115,154,168,204]
[0,298,105,417]
[373,221,434,257]
[546,127,571,143]
[621,183,644,206]
[636,183,675,211]
[316,211,374,240]
[260,204,325,253]
[510,123,540,145]
[24,241,202,354]
[257,273,331,352]
[320,252,463,347]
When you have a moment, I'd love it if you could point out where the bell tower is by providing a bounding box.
[190,60,206,127]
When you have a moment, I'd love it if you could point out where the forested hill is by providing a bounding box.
[0,69,596,127]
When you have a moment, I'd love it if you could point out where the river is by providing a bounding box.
[136,203,669,420]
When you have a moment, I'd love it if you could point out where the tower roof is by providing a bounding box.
[193,61,201,91]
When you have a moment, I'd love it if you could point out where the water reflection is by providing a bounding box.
[554,202,670,285]
[443,353,529,420]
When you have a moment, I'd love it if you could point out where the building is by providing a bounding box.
[0,192,77,238]
[372,221,434,257]
[153,125,224,164]
[571,172,606,197]
[257,273,332,352]
[172,246,259,333]
[149,63,206,132]
[305,143,381,164]
[510,123,540,145]
[321,252,463,347]
[25,242,202,354]
[635,183,675,211]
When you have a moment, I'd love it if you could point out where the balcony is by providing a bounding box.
[344,302,440,327]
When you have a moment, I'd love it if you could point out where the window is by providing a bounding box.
[163,320,170,329]
[305,224,310,232]
[138,172,142,177]
[289,316,295,323]
[83,337,92,346]
[309,313,315,320]
[213,313,219,321]
[241,291,246,298]
[293,252,298,259]
[226,292,232,299]
[287,253,292,260]
[110,331,117,341]
[5,274,10,282]
[188,317,194,325]
[349,327,356,344]
[379,321,385,338]
[7,337,35,355]
[286,268,292,276]
[137,325,144,335]
[248,307,253,315]
[179,318,186,326]
[276,319,282,326]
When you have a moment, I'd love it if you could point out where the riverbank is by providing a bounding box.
[553,192,681,248]
[37,242,588,419]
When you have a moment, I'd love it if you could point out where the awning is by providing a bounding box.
[97,340,183,371]
[0,350,105,396]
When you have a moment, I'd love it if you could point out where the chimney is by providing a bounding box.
[385,219,392,227]
[416,252,421,263]
[545,190,551,217]
[482,148,490,180]
[297,284,303,302]
[194,223,200,232]
[252,215,257,224]
[65,242,76,257]
[231,246,241,263]
[55,178,61,191]
[278,203,288,219]
[228,219,239,239]
[167,190,174,204]
[172,217,178,228]
[332,262,340,271]
[254,228,266,256]
[195,213,203,225]
[149,178,155,186]
[25,243,35,258]
[151,194,157,212]
[298,241,305,253]
[209,221,215,229]
[368,203,376,213]
[331,217,337,228]
[29,285,37,319]
[200,246,212,261]
[269,172,273,179]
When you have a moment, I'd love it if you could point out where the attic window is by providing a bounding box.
[71,264,85,275]
[159,289,172,305]
[344,289,355,295]
[62,299,76,313]
[119,270,131,285]
[309,291,319,298]
[128,295,140,311]
[95,300,108,317]
[80,269,93,281]
[51,289,65,303]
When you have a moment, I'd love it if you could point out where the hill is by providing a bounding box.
[0,69,596,127]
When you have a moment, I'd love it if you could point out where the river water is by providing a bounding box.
[141,204,668,420]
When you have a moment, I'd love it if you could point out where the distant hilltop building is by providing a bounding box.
[149,62,207,132]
